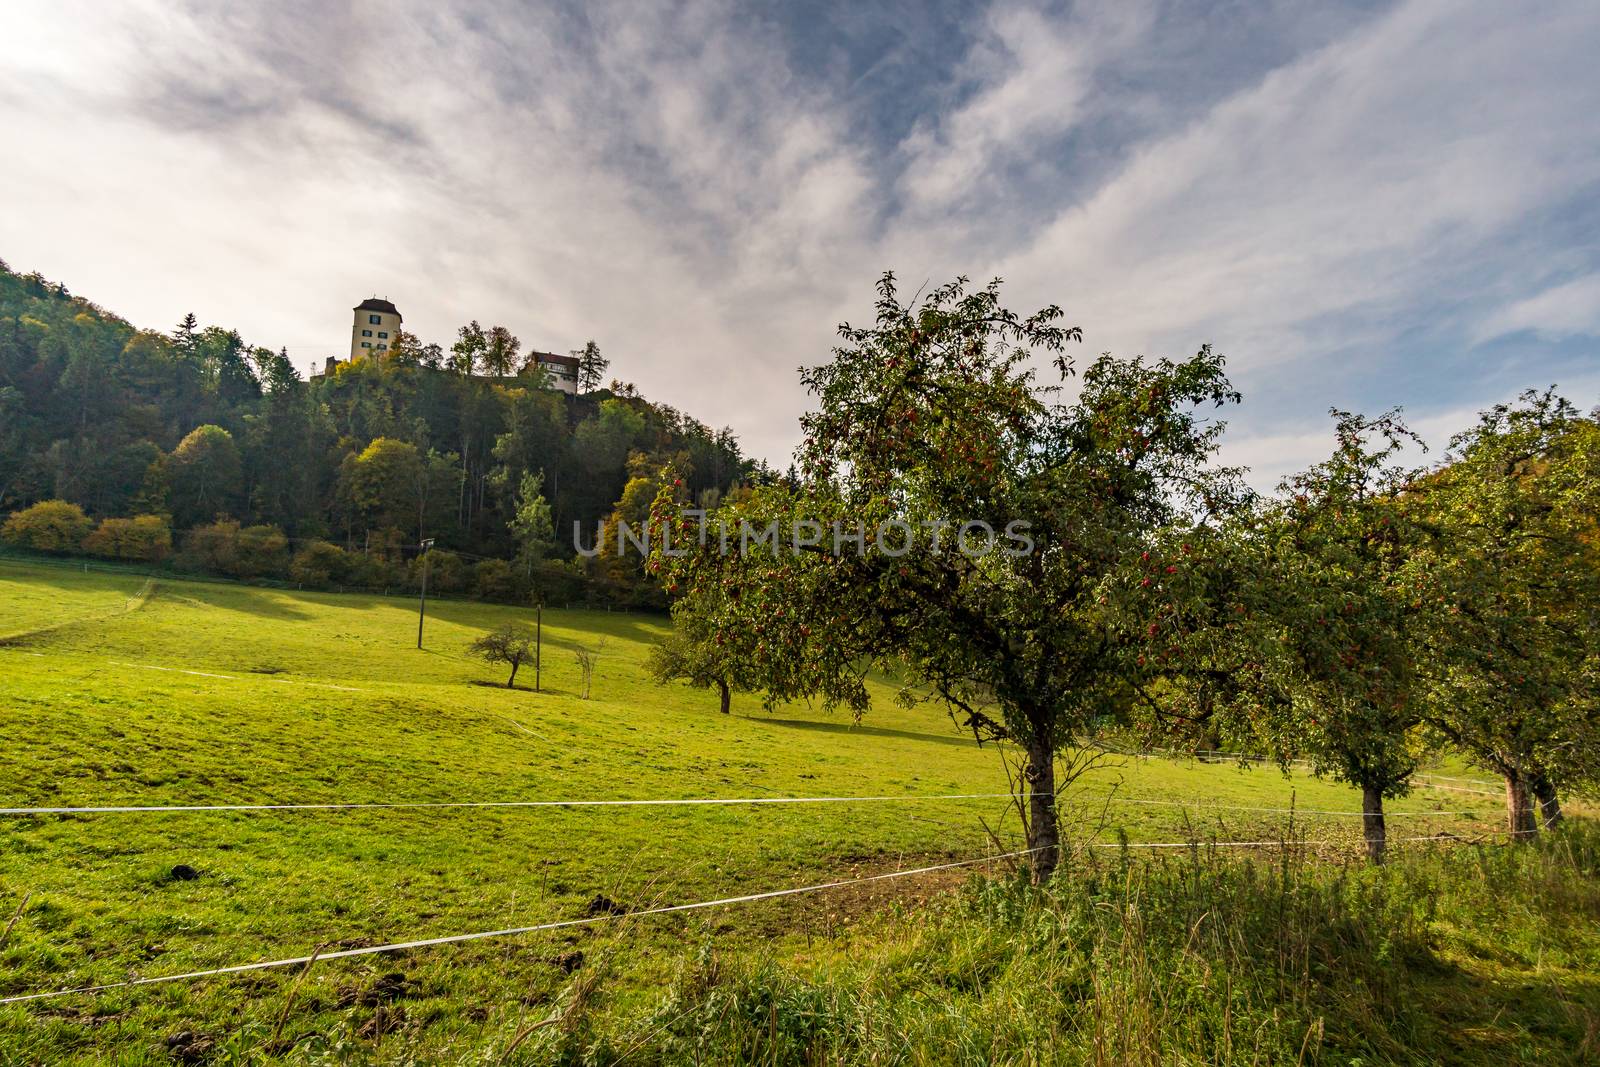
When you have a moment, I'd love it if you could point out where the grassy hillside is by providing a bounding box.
[0,559,1583,1063]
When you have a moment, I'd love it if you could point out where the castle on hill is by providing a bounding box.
[318,297,580,395]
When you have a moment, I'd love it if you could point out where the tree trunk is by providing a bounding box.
[1532,774,1562,829]
[1361,783,1386,865]
[1024,725,1059,883]
[1505,772,1537,839]
[717,677,730,715]
[507,661,519,689]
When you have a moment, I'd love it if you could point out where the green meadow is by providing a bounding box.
[0,558,1588,1064]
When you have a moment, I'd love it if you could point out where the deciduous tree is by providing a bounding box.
[1,499,92,552]
[450,321,487,376]
[1251,411,1433,863]
[83,514,172,561]
[652,274,1248,881]
[510,471,556,571]
[648,580,761,714]
[1414,391,1600,837]
[168,424,242,527]
[469,624,536,688]
[483,326,522,378]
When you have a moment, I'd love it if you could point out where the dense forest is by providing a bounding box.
[0,259,767,605]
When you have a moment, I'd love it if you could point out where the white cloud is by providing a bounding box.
[898,1,1150,210]
[1475,274,1600,342]
[989,0,1600,375]
[0,0,1596,476]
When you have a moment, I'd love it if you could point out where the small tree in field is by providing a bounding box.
[470,624,536,688]
[647,585,759,714]
[652,274,1248,882]
[572,639,604,699]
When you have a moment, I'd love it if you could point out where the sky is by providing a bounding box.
[1,0,1597,487]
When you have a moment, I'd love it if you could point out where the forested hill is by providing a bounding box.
[0,259,768,605]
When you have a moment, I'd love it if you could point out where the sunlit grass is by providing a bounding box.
[0,559,1554,1062]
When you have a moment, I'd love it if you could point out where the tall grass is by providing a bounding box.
[518,824,1600,1066]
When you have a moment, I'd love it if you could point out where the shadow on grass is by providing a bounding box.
[418,599,669,646]
[755,717,976,749]
[1422,961,1600,1063]
[165,584,316,622]
[466,680,573,696]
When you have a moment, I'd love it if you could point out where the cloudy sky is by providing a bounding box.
[2,0,1597,485]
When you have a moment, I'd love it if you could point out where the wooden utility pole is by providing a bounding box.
[535,603,542,692]
[416,538,435,649]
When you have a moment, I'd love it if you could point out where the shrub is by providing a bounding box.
[531,558,587,605]
[83,515,172,562]
[408,549,466,595]
[288,540,349,588]
[474,558,521,602]
[178,519,241,574]
[234,524,289,578]
[1,500,93,552]
[346,551,403,591]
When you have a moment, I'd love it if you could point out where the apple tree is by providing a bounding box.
[647,576,765,714]
[651,274,1249,881]
[1414,391,1600,835]
[1250,410,1434,863]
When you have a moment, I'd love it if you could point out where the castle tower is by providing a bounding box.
[351,297,402,359]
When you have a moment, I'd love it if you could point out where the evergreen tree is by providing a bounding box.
[575,339,609,393]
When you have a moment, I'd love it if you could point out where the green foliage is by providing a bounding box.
[0,260,760,603]
[482,325,522,378]
[1253,412,1433,802]
[559,826,1600,1066]
[82,514,172,562]
[0,560,1558,1064]
[473,557,520,602]
[510,470,557,570]
[469,621,537,687]
[654,273,1248,877]
[647,579,763,713]
[287,538,349,587]
[234,524,289,578]
[450,319,487,375]
[345,436,424,536]
[176,519,289,578]
[575,338,609,393]
[1,499,92,551]
[167,424,241,527]
[1413,391,1600,824]
[410,547,467,595]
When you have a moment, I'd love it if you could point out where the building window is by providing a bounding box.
[361,341,372,348]
[378,343,387,350]
[369,314,381,324]
[377,331,388,339]
[362,329,372,337]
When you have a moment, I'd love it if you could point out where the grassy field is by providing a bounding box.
[0,557,1584,1063]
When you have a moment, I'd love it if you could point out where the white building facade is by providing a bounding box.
[528,351,580,394]
[351,297,402,359]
